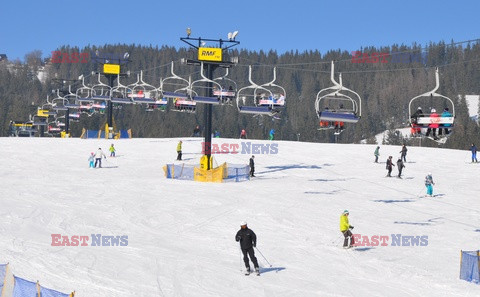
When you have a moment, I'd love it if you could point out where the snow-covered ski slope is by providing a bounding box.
[1,137,479,297]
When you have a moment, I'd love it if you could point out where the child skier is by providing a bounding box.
[425,172,435,197]
[109,144,116,157]
[88,152,95,168]
[340,210,355,248]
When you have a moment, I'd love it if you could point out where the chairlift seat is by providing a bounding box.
[214,90,235,97]
[318,111,360,123]
[64,104,80,109]
[239,106,278,116]
[53,106,68,111]
[33,121,47,126]
[415,116,454,125]
[111,97,132,104]
[193,96,221,105]
[132,97,155,104]
[163,92,189,99]
[258,99,285,107]
[77,97,94,103]
[92,95,109,101]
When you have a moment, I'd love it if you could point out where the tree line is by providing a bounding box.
[1,40,479,150]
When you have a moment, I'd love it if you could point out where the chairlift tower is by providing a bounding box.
[92,53,130,138]
[180,30,239,169]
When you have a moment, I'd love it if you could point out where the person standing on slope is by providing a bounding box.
[177,141,182,161]
[109,143,116,157]
[94,148,106,168]
[396,158,405,178]
[235,221,260,275]
[400,144,407,162]
[88,152,95,168]
[374,146,380,163]
[386,156,394,177]
[470,143,478,163]
[425,172,435,197]
[340,210,355,248]
[249,155,255,177]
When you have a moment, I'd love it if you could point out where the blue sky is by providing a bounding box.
[1,0,479,61]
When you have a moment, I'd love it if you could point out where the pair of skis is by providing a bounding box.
[245,269,260,276]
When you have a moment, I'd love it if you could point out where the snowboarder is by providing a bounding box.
[177,141,182,161]
[88,152,95,168]
[396,158,405,178]
[249,155,255,177]
[470,143,477,163]
[425,172,435,197]
[94,148,106,168]
[386,156,394,177]
[235,221,260,275]
[340,210,355,248]
[240,129,247,139]
[374,146,380,163]
[109,143,116,157]
[269,129,275,140]
[400,144,407,162]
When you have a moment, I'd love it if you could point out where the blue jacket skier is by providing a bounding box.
[425,173,435,197]
[88,152,95,168]
[471,144,477,163]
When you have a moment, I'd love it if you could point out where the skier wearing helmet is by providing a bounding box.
[425,172,435,197]
[340,210,355,248]
[235,221,259,275]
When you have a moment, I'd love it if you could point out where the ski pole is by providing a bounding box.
[331,233,343,245]
[254,247,272,267]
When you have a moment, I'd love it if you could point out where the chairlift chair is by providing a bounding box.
[315,61,362,131]
[213,67,237,104]
[408,67,455,143]
[161,62,197,113]
[236,66,285,116]
[191,62,225,105]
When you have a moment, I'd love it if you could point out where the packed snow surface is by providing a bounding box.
[1,137,479,296]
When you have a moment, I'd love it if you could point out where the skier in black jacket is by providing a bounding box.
[249,155,255,177]
[386,156,394,177]
[235,221,259,275]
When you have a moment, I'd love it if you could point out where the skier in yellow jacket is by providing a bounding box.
[340,210,355,248]
[177,141,182,161]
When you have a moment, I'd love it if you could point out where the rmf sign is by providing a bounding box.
[198,47,222,62]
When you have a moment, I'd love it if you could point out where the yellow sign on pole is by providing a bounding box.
[103,64,120,75]
[37,109,49,117]
[198,47,222,62]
